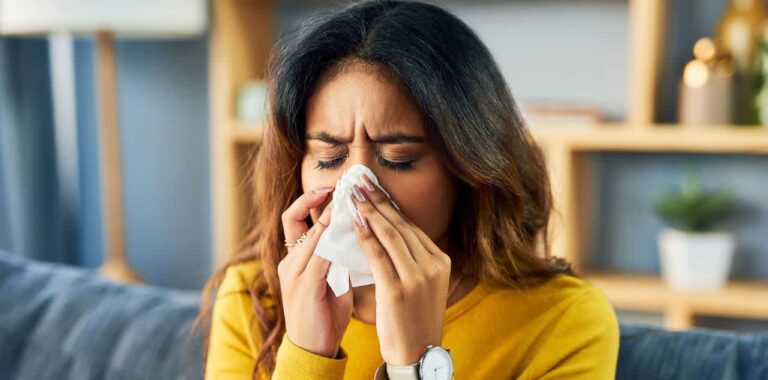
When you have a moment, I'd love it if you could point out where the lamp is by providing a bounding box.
[0,0,207,283]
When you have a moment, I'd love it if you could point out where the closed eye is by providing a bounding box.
[314,155,416,171]
[315,155,347,170]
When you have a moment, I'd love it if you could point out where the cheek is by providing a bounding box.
[384,170,455,242]
[300,155,338,190]
[301,157,336,220]
[300,157,319,191]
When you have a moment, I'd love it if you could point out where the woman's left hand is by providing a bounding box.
[350,173,453,365]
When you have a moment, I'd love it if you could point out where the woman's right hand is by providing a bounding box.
[278,187,353,358]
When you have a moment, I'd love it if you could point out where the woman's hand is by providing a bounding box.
[279,188,353,358]
[351,174,452,365]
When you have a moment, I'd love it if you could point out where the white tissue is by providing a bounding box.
[313,164,393,297]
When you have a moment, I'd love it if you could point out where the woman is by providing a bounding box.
[196,1,619,379]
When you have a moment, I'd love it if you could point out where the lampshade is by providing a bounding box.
[0,0,207,37]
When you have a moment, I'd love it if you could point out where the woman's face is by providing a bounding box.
[301,66,456,251]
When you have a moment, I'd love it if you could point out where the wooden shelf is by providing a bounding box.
[210,0,274,267]
[532,124,768,154]
[535,123,768,328]
[232,121,264,144]
[586,273,768,323]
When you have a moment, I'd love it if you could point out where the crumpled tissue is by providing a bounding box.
[313,164,394,297]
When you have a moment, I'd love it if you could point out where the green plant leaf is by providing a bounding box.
[653,169,736,232]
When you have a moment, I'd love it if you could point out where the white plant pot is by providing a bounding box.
[657,228,735,291]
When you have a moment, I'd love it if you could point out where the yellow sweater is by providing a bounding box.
[205,261,619,379]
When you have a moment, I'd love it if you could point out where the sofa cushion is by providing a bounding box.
[0,252,204,380]
[2,251,768,380]
[737,333,768,380]
[618,323,768,380]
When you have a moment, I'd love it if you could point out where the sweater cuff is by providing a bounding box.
[273,334,348,379]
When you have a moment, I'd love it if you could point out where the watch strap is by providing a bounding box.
[373,362,420,380]
[386,363,420,380]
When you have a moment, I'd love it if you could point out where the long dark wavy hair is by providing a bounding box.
[193,1,573,378]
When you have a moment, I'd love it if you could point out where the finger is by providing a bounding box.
[411,226,452,268]
[351,184,419,278]
[303,255,332,282]
[360,173,401,212]
[282,187,334,246]
[285,197,332,260]
[352,209,398,286]
[281,198,334,279]
[309,196,333,224]
[409,225,441,255]
[360,174,449,268]
[312,200,333,230]
[291,201,333,269]
[303,203,335,279]
[358,174,432,264]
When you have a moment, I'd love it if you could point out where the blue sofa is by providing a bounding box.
[1,251,766,380]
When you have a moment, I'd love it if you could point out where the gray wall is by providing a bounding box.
[71,37,212,289]
[0,36,211,290]
[280,0,629,119]
[590,153,768,280]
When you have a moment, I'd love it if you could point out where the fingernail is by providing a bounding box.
[312,186,334,194]
[354,209,367,228]
[351,184,366,202]
[360,174,376,192]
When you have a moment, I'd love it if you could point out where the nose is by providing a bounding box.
[344,147,381,179]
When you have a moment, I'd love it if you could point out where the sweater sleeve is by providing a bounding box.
[525,287,620,380]
[205,284,261,378]
[273,334,348,379]
[205,264,348,380]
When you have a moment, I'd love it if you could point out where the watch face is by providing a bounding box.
[420,347,454,380]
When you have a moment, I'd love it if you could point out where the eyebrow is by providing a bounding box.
[306,131,427,144]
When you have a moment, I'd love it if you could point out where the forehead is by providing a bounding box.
[305,64,425,138]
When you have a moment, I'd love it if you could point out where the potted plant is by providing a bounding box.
[653,170,737,291]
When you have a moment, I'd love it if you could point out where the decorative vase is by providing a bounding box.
[679,38,734,125]
[657,228,735,291]
[237,80,269,126]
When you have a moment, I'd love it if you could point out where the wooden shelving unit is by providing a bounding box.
[585,274,768,329]
[532,124,768,329]
[532,124,768,154]
[528,0,768,330]
[210,0,273,268]
[209,0,768,330]
[532,124,768,330]
[233,122,265,145]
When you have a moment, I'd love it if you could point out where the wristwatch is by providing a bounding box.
[377,346,454,380]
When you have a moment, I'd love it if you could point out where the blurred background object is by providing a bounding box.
[236,80,269,126]
[679,38,734,125]
[518,101,602,127]
[716,0,765,124]
[753,22,768,123]
[654,169,737,291]
[0,0,208,284]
